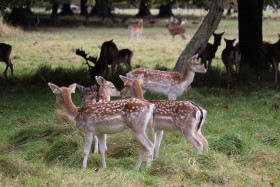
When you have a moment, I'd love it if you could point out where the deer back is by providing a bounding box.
[0,43,12,62]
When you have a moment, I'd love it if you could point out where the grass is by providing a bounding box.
[0,9,280,186]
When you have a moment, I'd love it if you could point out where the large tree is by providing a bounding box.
[136,0,151,17]
[174,0,225,73]
[90,0,111,18]
[158,1,174,17]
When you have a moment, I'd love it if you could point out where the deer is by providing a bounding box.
[128,19,143,40]
[118,48,133,69]
[77,76,121,154]
[166,23,186,40]
[198,32,224,70]
[0,43,13,78]
[48,82,155,170]
[263,33,280,84]
[221,38,241,81]
[127,54,207,100]
[119,75,208,158]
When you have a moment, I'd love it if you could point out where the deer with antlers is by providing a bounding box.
[0,43,13,78]
[128,19,143,40]
[119,75,208,158]
[48,82,155,170]
[127,55,207,100]
[166,23,186,40]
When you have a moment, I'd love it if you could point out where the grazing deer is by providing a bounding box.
[127,55,207,100]
[221,38,241,81]
[198,32,224,70]
[118,49,133,69]
[119,75,208,158]
[48,82,155,170]
[263,34,280,84]
[0,43,13,78]
[77,76,120,154]
[166,23,186,40]
[128,19,143,40]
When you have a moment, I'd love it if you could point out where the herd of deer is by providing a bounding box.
[48,54,208,169]
[0,19,279,170]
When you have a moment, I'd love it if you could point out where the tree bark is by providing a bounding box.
[238,0,264,73]
[136,0,151,17]
[90,0,111,18]
[173,0,224,73]
[60,3,74,16]
[80,0,88,16]
[8,7,33,26]
[158,2,173,17]
[51,3,58,18]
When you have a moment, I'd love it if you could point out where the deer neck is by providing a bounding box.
[182,64,195,83]
[99,87,110,101]
[61,93,78,121]
[131,83,145,100]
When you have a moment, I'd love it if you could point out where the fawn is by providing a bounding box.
[166,23,186,40]
[119,75,208,158]
[48,82,155,170]
[128,19,143,40]
[127,55,207,100]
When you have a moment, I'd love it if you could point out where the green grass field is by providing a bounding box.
[0,9,279,186]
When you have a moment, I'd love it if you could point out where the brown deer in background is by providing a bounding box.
[221,38,241,81]
[0,43,13,78]
[166,23,186,40]
[198,32,224,70]
[128,19,143,40]
[118,48,133,69]
[264,33,280,84]
[127,55,207,100]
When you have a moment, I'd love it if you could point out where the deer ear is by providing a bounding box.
[69,83,77,93]
[119,75,127,83]
[233,38,236,42]
[95,76,101,84]
[221,32,225,36]
[91,85,97,91]
[48,82,61,94]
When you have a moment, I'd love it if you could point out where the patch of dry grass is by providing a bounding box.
[0,16,23,34]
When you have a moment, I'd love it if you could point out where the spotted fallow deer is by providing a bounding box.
[166,23,186,40]
[221,38,241,81]
[48,82,155,170]
[119,75,208,158]
[0,43,13,78]
[127,55,207,100]
[128,19,143,40]
[77,76,120,154]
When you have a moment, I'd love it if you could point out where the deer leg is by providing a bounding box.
[94,135,99,154]
[97,134,107,168]
[155,130,164,158]
[272,60,278,84]
[82,132,94,169]
[111,63,115,77]
[195,130,208,153]
[10,60,13,78]
[182,129,203,154]
[208,59,213,71]
[168,94,176,100]
[3,62,9,78]
[130,130,154,169]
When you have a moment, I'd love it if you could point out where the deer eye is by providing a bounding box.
[111,87,115,89]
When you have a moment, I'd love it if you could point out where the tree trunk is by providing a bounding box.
[136,0,151,17]
[158,2,173,17]
[80,0,88,16]
[51,3,58,18]
[8,7,33,26]
[238,0,263,73]
[173,0,224,73]
[90,0,111,18]
[60,3,74,16]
